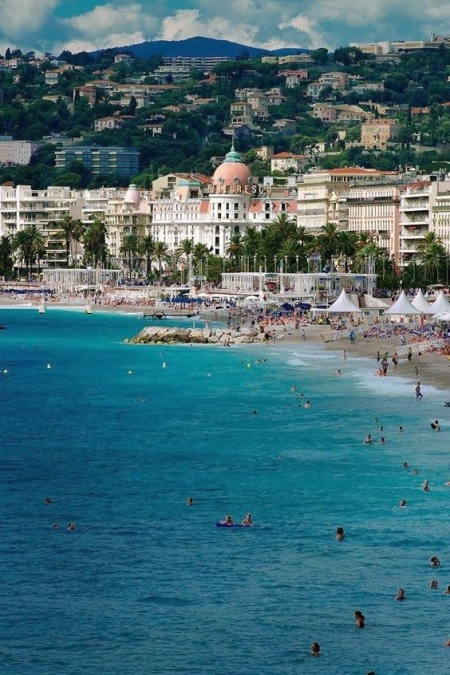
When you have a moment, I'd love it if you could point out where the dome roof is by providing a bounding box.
[212,145,251,188]
[123,183,141,208]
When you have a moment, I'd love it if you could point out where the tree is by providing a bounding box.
[0,235,14,279]
[120,234,140,279]
[310,48,329,65]
[139,234,154,278]
[226,233,244,265]
[58,214,83,267]
[151,241,170,276]
[83,218,108,267]
[317,223,340,264]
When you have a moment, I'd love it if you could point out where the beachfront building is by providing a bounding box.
[0,184,84,267]
[103,184,152,269]
[432,190,450,253]
[399,179,450,267]
[296,168,394,234]
[150,147,297,257]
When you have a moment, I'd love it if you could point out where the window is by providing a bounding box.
[215,225,220,234]
[234,225,240,233]
[217,203,221,211]
[234,202,239,210]
[215,248,219,255]
[225,203,229,211]
[215,236,220,246]
[234,213,239,219]
[217,213,221,219]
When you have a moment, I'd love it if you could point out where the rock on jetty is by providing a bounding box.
[127,326,273,345]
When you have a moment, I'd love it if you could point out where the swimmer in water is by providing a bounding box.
[403,462,409,468]
[336,526,344,540]
[53,523,60,529]
[431,420,441,431]
[44,497,52,504]
[304,400,311,409]
[223,515,234,526]
[380,437,386,444]
[310,642,320,657]
[412,468,419,475]
[242,513,253,526]
[187,497,194,506]
[444,479,450,487]
[430,556,440,567]
[444,586,450,595]
[399,499,406,508]
[399,426,404,432]
[67,522,76,531]
[354,610,365,628]
[363,434,373,444]
[334,369,342,376]
[422,480,430,492]
[430,580,438,589]
[395,588,406,601]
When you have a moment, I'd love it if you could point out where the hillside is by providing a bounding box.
[93,36,306,59]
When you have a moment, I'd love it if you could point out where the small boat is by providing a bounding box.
[38,303,46,314]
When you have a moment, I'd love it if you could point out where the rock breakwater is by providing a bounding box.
[126,326,274,345]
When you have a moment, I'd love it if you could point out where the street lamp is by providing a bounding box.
[296,254,299,272]
[273,255,277,273]
[285,255,288,274]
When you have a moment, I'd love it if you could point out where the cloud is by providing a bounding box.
[0,0,58,41]
[3,0,450,57]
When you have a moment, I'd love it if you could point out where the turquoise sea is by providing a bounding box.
[1,308,450,675]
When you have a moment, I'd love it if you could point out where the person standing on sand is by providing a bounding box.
[407,347,412,362]
[415,382,423,401]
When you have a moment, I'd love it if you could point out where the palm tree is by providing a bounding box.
[151,241,170,276]
[58,214,83,267]
[317,222,340,264]
[13,226,45,277]
[0,235,14,279]
[176,237,194,281]
[278,238,301,271]
[226,233,244,266]
[192,243,210,277]
[83,218,108,267]
[139,234,154,278]
[120,234,140,280]
[337,231,359,272]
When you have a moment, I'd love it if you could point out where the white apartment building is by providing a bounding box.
[0,184,84,267]
[0,138,40,165]
[432,190,450,253]
[297,168,390,233]
[104,184,151,266]
[398,180,450,266]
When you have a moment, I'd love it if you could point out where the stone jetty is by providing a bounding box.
[127,326,273,345]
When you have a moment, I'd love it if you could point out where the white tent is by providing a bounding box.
[326,289,361,313]
[384,291,421,315]
[434,311,450,321]
[429,291,450,315]
[411,289,433,314]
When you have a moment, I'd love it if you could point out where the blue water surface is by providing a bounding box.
[0,308,449,675]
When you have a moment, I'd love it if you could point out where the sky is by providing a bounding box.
[2,0,450,56]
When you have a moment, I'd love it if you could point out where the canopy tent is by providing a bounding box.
[326,289,361,313]
[433,311,450,321]
[384,291,421,315]
[429,291,450,315]
[411,289,433,314]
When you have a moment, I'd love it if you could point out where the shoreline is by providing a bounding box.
[2,298,450,394]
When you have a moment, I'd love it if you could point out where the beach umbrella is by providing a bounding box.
[428,291,450,315]
[411,289,433,314]
[326,289,361,313]
[433,311,450,321]
[384,291,421,315]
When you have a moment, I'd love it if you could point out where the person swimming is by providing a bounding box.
[223,515,234,526]
[430,580,439,589]
[354,610,365,628]
[431,420,441,431]
[310,642,321,657]
[187,497,194,506]
[395,588,406,601]
[430,556,440,567]
[304,400,311,409]
[444,585,450,595]
[380,436,386,444]
[399,499,406,508]
[336,526,344,540]
[242,513,253,526]
[44,497,52,504]
[363,434,373,444]
[67,522,76,531]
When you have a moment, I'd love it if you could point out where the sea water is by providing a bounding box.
[0,309,449,675]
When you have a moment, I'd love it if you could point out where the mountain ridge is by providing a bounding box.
[92,36,308,59]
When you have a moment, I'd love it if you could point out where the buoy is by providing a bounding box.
[162,362,166,368]
[47,364,51,369]
[2,369,7,374]
[128,370,133,375]
[247,363,251,368]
